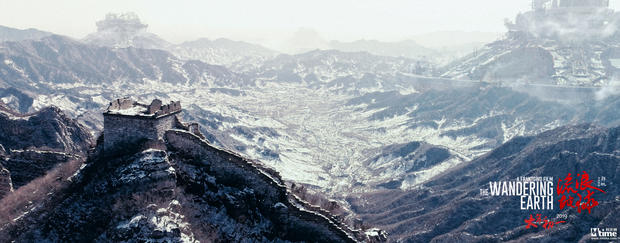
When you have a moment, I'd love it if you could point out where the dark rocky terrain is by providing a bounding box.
[0,102,92,193]
[0,103,92,153]
[349,124,619,242]
[0,163,11,198]
[0,127,368,242]
[363,141,460,190]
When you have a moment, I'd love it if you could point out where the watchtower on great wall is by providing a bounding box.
[103,98,202,152]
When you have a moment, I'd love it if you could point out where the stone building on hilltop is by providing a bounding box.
[506,0,617,41]
[103,98,202,153]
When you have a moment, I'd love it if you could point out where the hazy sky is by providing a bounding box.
[1,0,619,46]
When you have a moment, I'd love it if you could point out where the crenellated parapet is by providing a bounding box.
[103,98,199,154]
[105,97,181,118]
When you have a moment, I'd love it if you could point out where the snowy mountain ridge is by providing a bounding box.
[442,2,620,86]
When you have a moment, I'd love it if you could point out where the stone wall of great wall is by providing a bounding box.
[164,129,359,242]
[107,98,136,111]
[99,98,363,241]
[103,98,191,153]
[103,113,179,153]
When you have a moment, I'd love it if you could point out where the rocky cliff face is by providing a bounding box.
[0,164,12,198]
[0,145,9,198]
[0,103,92,193]
[2,150,80,189]
[0,128,365,242]
[0,103,92,153]
[349,124,619,242]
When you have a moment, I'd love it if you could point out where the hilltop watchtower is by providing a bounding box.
[103,98,187,153]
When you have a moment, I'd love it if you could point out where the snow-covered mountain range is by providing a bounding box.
[1,29,618,198]
[0,9,618,242]
[0,26,52,43]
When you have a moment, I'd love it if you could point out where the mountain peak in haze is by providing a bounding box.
[83,12,170,49]
[179,38,275,55]
[328,39,436,59]
[96,12,147,34]
[172,37,278,69]
[441,4,620,86]
[283,27,329,54]
[0,25,52,43]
